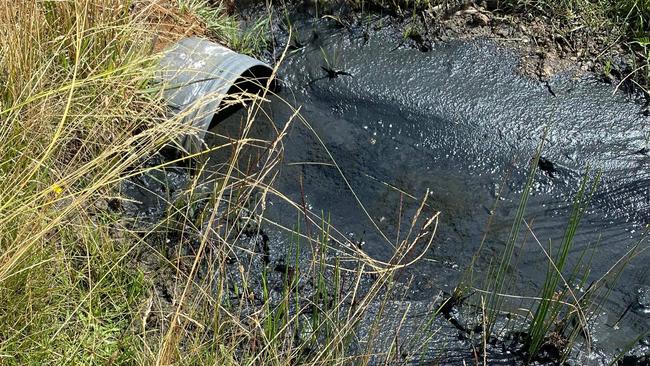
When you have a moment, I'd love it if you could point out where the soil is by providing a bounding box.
[417,2,631,85]
[236,0,647,102]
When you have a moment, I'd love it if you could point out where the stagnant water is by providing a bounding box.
[119,11,650,362]
[202,14,650,356]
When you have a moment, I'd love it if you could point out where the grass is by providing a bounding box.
[177,0,270,56]
[483,137,544,338]
[525,169,600,360]
[0,0,272,363]
[445,128,647,362]
[0,2,171,363]
[458,145,647,362]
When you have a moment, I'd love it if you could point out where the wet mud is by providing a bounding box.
[122,7,650,365]
[262,10,649,362]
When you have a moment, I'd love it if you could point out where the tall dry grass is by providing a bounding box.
[0,1,199,363]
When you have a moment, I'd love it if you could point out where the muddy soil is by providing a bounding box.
[242,3,648,362]
[236,0,649,104]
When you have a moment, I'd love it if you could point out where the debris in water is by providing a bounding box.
[320,66,353,79]
[538,157,557,178]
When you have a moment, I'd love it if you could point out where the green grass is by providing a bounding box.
[482,137,544,337]
[0,0,199,362]
[454,131,644,361]
[0,1,273,364]
[178,0,270,56]
[525,169,600,360]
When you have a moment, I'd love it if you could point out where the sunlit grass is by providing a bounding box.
[0,1,257,364]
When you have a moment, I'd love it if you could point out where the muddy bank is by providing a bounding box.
[238,0,649,101]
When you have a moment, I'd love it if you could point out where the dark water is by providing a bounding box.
[198,16,650,359]
[117,13,650,361]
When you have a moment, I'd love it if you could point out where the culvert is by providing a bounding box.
[158,37,277,154]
